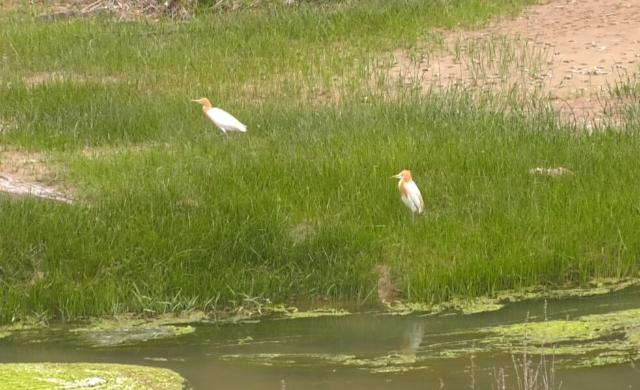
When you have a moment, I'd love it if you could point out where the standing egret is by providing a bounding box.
[392,170,424,221]
[191,98,247,135]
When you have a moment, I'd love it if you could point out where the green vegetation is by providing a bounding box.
[0,0,639,324]
[0,363,185,389]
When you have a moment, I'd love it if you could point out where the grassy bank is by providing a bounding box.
[1,0,639,323]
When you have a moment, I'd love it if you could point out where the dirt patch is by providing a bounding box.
[390,0,640,124]
[0,149,73,203]
[289,220,315,244]
[80,143,158,159]
[0,119,15,134]
[529,166,574,177]
[22,71,120,88]
[1,150,51,183]
[376,264,399,304]
[17,0,196,20]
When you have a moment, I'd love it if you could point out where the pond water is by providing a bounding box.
[1,287,639,389]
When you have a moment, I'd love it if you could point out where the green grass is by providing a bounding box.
[1,0,639,323]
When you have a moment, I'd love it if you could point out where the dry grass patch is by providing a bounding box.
[239,75,346,106]
[80,142,174,159]
[22,71,120,88]
[386,34,550,101]
[0,149,51,183]
[0,118,16,134]
[0,148,73,203]
[2,0,195,20]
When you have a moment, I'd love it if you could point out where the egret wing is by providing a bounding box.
[207,107,247,132]
[405,181,425,214]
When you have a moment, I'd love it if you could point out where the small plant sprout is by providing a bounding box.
[191,97,247,135]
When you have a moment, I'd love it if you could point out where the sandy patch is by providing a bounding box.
[529,166,574,177]
[80,142,173,159]
[0,142,177,203]
[22,71,120,88]
[0,150,51,183]
[0,175,73,204]
[0,149,73,203]
[0,118,15,133]
[390,0,640,124]
[289,220,315,244]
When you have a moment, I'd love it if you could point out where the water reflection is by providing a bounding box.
[401,322,424,356]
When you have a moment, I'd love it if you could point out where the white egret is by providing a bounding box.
[191,97,247,135]
[392,170,425,221]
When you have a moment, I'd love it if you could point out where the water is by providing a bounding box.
[1,287,640,389]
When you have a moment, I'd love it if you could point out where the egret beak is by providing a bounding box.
[191,99,200,103]
[391,173,402,179]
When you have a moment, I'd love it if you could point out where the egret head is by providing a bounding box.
[392,170,412,181]
[191,97,212,108]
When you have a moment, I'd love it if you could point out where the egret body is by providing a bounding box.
[192,98,247,135]
[392,170,424,221]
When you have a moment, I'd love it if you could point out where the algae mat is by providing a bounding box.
[217,308,640,377]
[384,278,640,316]
[0,363,186,389]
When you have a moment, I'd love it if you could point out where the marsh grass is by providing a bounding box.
[481,341,559,390]
[600,73,640,131]
[387,32,554,117]
[0,0,639,322]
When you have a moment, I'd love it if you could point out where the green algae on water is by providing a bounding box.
[451,297,506,315]
[383,297,505,316]
[423,307,640,369]
[69,313,200,347]
[0,320,46,341]
[493,278,640,302]
[385,277,640,316]
[267,305,350,319]
[491,320,604,344]
[220,352,427,374]
[72,324,195,347]
[382,301,442,316]
[0,363,186,390]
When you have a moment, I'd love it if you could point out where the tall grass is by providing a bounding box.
[0,0,536,110]
[0,0,639,322]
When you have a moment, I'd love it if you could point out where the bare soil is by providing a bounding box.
[391,0,640,124]
[0,149,73,203]
[22,71,121,88]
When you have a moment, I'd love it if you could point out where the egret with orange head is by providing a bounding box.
[392,170,424,221]
[192,97,247,135]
